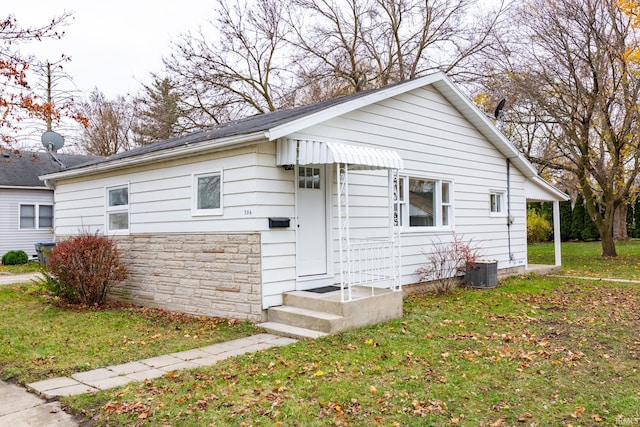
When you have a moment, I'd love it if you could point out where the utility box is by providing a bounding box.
[464,261,498,288]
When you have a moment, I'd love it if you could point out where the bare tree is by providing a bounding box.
[78,89,134,156]
[488,0,640,256]
[13,58,89,150]
[0,13,76,145]
[164,0,294,128]
[289,0,508,100]
[159,0,507,123]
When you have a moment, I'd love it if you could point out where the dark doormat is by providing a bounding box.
[306,285,341,294]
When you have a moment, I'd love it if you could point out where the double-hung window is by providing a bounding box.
[395,176,453,229]
[192,171,223,216]
[19,204,53,230]
[106,185,129,233]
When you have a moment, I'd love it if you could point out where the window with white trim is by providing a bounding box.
[395,176,453,228]
[490,191,505,215]
[19,204,53,230]
[192,171,223,215]
[106,185,129,232]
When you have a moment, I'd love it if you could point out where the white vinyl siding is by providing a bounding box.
[0,188,54,258]
[51,83,532,309]
[52,144,297,309]
[289,85,528,284]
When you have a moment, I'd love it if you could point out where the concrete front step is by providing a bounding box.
[258,322,328,340]
[283,291,346,315]
[268,305,344,333]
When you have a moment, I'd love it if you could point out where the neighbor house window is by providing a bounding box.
[490,191,504,215]
[39,205,53,228]
[192,171,223,215]
[106,185,129,232]
[19,204,53,230]
[395,176,453,228]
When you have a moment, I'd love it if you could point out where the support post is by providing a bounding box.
[553,200,562,266]
[388,169,401,292]
[337,163,351,302]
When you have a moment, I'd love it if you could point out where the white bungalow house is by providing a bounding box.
[0,150,99,260]
[41,72,567,337]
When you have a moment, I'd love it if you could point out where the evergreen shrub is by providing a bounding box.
[1,250,29,265]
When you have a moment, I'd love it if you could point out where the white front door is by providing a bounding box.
[297,165,327,278]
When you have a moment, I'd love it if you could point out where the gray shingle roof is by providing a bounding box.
[0,151,103,188]
[69,85,386,170]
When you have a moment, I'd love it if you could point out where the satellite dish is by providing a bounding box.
[41,130,65,151]
[494,98,506,120]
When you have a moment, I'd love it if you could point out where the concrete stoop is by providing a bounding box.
[259,286,403,339]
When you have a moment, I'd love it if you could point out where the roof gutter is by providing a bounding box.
[40,131,266,181]
[0,185,49,190]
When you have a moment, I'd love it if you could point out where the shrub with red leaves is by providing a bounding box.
[48,233,128,306]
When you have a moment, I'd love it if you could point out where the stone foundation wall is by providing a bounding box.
[107,233,263,322]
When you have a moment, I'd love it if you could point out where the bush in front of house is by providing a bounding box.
[1,250,29,265]
[416,234,481,295]
[47,233,128,306]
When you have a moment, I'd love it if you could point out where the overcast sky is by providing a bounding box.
[11,1,214,98]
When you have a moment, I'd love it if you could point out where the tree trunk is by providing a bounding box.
[597,199,618,257]
[613,203,629,241]
[601,232,618,257]
[600,207,618,257]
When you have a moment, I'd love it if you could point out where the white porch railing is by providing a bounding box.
[346,238,396,288]
[337,163,401,302]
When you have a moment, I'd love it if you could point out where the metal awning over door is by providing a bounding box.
[277,139,404,170]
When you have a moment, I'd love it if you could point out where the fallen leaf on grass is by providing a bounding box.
[571,406,585,418]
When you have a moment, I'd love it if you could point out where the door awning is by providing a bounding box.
[277,139,404,170]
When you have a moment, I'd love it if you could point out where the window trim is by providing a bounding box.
[395,175,454,231]
[191,171,223,216]
[489,190,506,216]
[18,203,53,231]
[105,184,130,235]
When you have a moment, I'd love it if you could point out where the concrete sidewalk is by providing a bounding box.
[1,334,296,426]
[0,381,78,426]
[27,334,296,398]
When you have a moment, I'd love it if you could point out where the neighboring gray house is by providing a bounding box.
[41,73,567,336]
[0,150,99,259]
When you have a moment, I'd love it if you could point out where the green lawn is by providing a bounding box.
[64,277,640,426]
[528,239,640,280]
[0,261,41,274]
[0,283,259,383]
[2,242,639,425]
